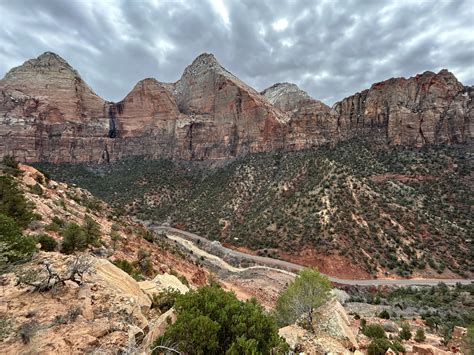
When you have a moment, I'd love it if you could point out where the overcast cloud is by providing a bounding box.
[0,0,473,104]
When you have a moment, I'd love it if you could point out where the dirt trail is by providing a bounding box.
[166,233,296,277]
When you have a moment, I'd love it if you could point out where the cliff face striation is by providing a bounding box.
[0,52,109,162]
[262,82,335,149]
[0,52,472,163]
[332,69,473,145]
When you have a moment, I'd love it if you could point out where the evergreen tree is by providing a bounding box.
[153,285,287,354]
[275,268,331,331]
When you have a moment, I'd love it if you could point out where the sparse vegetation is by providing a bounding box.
[35,138,473,277]
[415,327,426,342]
[0,318,12,341]
[18,320,39,344]
[347,283,474,341]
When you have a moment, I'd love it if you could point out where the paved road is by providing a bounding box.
[154,226,473,287]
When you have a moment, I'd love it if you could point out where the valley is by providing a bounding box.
[35,138,473,280]
[0,48,472,354]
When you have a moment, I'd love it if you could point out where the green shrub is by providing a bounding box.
[363,324,387,339]
[2,155,18,169]
[46,216,65,232]
[178,275,189,287]
[275,268,331,330]
[153,285,287,354]
[399,322,411,340]
[461,325,474,354]
[367,338,393,355]
[0,175,34,227]
[151,288,180,313]
[137,249,154,276]
[0,214,36,263]
[37,234,57,252]
[391,340,405,353]
[61,223,87,254]
[113,259,134,274]
[82,196,102,211]
[415,327,426,342]
[29,184,43,196]
[379,309,390,319]
[113,259,142,280]
[1,155,21,176]
[110,230,121,250]
[82,215,101,246]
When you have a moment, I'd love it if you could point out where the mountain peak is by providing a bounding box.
[262,82,313,106]
[37,51,68,62]
[2,51,75,81]
[183,52,222,77]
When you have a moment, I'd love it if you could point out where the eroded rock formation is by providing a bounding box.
[0,52,471,163]
[262,82,335,148]
[332,69,473,145]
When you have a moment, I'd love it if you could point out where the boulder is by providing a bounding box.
[412,344,449,355]
[141,308,176,351]
[138,273,189,300]
[94,259,151,313]
[279,298,358,353]
[278,324,308,350]
[313,298,358,350]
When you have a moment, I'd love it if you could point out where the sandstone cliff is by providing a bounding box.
[0,52,472,163]
[167,53,290,159]
[0,52,109,162]
[332,69,473,145]
[262,82,335,148]
[0,52,291,162]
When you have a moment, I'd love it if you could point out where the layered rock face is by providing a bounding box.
[262,83,335,148]
[0,52,109,162]
[0,52,291,162]
[0,52,472,163]
[168,53,290,159]
[332,69,473,145]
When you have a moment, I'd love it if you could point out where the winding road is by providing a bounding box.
[154,226,473,287]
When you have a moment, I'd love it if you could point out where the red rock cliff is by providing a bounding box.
[332,69,473,145]
[0,52,471,163]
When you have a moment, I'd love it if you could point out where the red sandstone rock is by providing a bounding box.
[332,69,473,145]
[0,52,472,163]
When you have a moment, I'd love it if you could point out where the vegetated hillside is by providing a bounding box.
[0,158,213,353]
[35,138,473,278]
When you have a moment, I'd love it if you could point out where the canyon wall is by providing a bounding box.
[0,52,471,163]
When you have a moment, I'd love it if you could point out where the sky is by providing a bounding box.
[0,0,473,105]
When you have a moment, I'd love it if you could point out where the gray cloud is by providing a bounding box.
[0,0,473,105]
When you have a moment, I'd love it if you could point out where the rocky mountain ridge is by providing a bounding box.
[0,52,472,163]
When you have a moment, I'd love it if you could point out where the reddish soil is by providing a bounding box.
[224,242,370,279]
[278,249,371,279]
[370,173,439,183]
